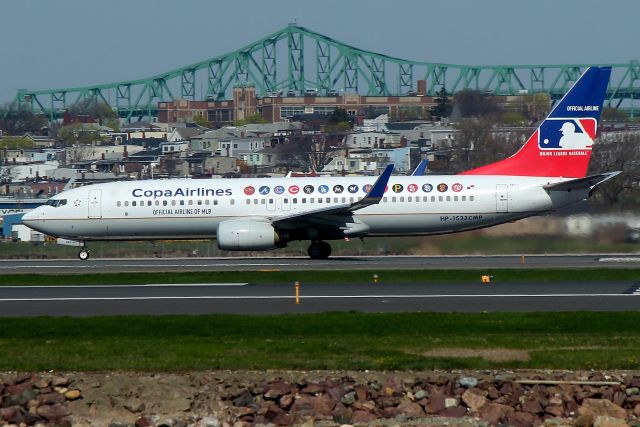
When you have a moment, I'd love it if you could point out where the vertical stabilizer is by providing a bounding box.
[460,67,611,178]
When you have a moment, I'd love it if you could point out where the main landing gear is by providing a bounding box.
[78,247,90,261]
[307,241,331,260]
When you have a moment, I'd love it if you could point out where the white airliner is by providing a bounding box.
[23,67,618,260]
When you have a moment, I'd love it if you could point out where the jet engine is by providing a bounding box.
[216,220,281,250]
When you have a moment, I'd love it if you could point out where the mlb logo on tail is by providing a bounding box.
[539,118,596,150]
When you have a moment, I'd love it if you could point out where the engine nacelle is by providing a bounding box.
[216,220,278,250]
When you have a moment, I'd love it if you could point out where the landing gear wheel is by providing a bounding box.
[78,248,90,261]
[307,241,332,260]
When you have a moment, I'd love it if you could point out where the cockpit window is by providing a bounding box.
[46,199,67,207]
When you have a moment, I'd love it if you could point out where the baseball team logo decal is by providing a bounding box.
[244,186,255,195]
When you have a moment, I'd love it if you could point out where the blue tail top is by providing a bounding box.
[548,67,611,119]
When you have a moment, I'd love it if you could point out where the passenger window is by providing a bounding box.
[462,196,466,201]
[383,197,387,202]
[246,199,250,205]
[431,196,435,202]
[231,199,235,205]
[180,200,185,206]
[284,199,288,204]
[155,200,159,206]
[269,199,274,204]
[326,198,330,203]
[454,196,458,202]
[132,201,137,206]
[163,200,168,206]
[214,200,218,205]
[261,199,265,205]
[293,198,297,203]
[124,201,129,207]
[147,201,152,206]
[439,196,443,202]
[341,197,346,203]
[197,200,202,205]
[400,197,405,202]
[117,201,121,207]
[333,197,338,203]
[470,196,475,201]
[254,199,258,204]
[446,196,451,201]
[302,198,306,203]
[392,197,396,203]
[408,197,412,202]
[171,200,176,206]
[205,200,210,205]
[188,200,193,206]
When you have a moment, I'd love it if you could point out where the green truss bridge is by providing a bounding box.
[11,24,640,122]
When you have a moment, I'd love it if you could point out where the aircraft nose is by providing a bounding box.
[21,207,44,225]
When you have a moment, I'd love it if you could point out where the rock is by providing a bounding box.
[545,404,565,417]
[352,409,376,423]
[36,404,71,421]
[354,385,367,402]
[33,379,50,389]
[458,377,478,388]
[634,403,640,417]
[341,391,356,406]
[326,385,345,402]
[311,394,335,418]
[478,402,515,425]
[578,398,627,420]
[125,399,146,413]
[424,392,447,414]
[414,389,427,400]
[301,383,324,394]
[508,411,537,427]
[445,397,458,408]
[521,398,543,414]
[264,382,292,399]
[64,389,81,400]
[37,391,65,405]
[279,393,294,409]
[0,406,24,425]
[593,415,630,427]
[331,403,352,424]
[439,406,468,418]
[462,389,487,412]
[291,395,315,417]
[397,399,424,418]
[232,390,253,407]
[51,376,70,387]
[625,387,639,396]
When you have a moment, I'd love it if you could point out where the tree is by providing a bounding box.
[67,99,118,126]
[453,90,501,118]
[588,133,640,210]
[450,117,524,173]
[430,87,452,121]
[57,123,106,147]
[601,107,629,122]
[233,113,268,126]
[0,103,48,136]
[192,115,211,128]
[275,130,346,173]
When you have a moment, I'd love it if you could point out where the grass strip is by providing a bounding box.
[0,312,639,371]
[0,268,639,286]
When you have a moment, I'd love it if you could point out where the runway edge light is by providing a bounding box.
[294,281,300,304]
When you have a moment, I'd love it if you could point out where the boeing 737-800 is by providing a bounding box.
[22,67,618,260]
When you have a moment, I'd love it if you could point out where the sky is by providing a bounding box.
[1,0,638,104]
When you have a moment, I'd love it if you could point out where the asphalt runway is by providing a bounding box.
[1,254,640,274]
[0,281,638,317]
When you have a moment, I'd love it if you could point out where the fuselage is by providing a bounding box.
[21,174,587,242]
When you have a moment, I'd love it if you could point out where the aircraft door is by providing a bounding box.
[88,189,103,218]
[266,196,276,211]
[281,196,291,211]
[496,184,508,213]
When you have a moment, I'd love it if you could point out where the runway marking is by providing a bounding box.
[0,283,248,289]
[0,263,313,269]
[599,257,640,263]
[623,283,640,295]
[0,294,638,302]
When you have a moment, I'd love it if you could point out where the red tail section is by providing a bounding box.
[460,67,611,178]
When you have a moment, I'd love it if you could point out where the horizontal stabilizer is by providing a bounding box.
[543,171,621,191]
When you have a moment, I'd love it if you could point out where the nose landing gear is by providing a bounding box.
[78,247,90,261]
[307,241,331,259]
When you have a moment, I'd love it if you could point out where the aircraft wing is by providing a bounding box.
[271,164,394,231]
[543,171,621,191]
[411,159,428,176]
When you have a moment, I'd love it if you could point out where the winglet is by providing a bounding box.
[411,159,428,176]
[349,164,394,211]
